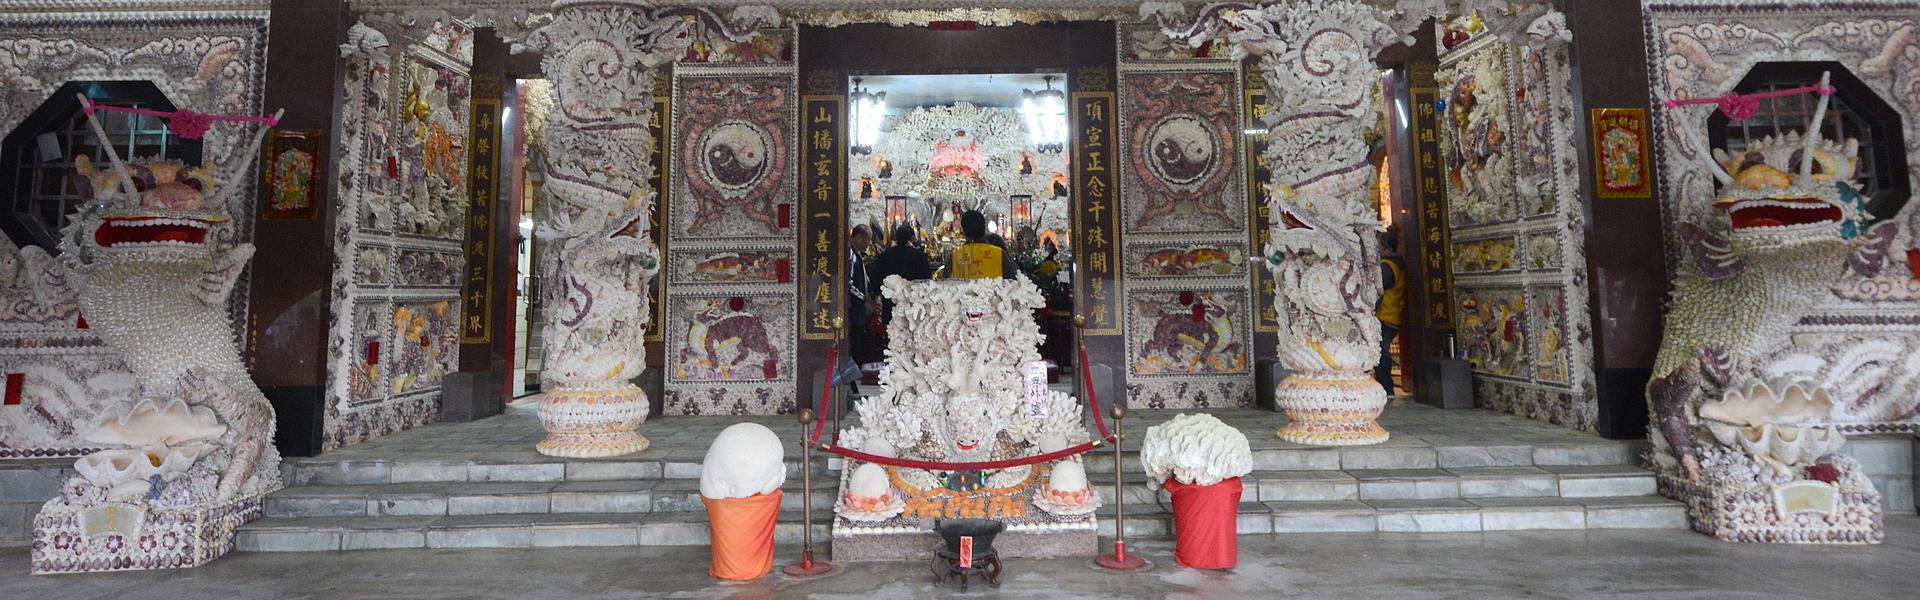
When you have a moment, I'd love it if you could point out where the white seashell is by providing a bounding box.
[74,445,205,488]
[74,449,146,488]
[1047,461,1088,493]
[698,423,786,499]
[1140,413,1253,487]
[106,479,153,502]
[86,398,227,448]
[1700,379,1846,466]
[848,462,890,498]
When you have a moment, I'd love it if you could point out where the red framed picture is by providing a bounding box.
[1590,108,1652,199]
[263,129,323,219]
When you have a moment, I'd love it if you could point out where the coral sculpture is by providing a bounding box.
[1649,76,1883,543]
[33,111,283,573]
[832,275,1099,560]
[699,423,786,499]
[1140,413,1253,488]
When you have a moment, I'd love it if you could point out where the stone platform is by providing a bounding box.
[146,399,1710,554]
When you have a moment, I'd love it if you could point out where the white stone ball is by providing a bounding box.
[699,423,787,499]
[1034,432,1068,454]
[848,462,891,498]
[1048,461,1089,493]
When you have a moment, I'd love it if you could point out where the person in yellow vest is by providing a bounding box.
[946,210,1014,280]
[1375,228,1407,395]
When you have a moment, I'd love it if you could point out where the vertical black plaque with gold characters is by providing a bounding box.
[1406,64,1453,330]
[799,89,845,341]
[462,89,502,344]
[1244,75,1278,334]
[645,93,669,344]
[1072,67,1120,337]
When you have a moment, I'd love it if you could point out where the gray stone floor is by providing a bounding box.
[5,516,1915,598]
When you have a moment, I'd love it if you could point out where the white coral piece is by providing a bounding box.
[1699,379,1846,467]
[1140,413,1252,488]
[85,398,227,448]
[698,423,786,499]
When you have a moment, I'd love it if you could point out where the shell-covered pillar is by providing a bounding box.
[517,1,774,457]
[1153,0,1404,445]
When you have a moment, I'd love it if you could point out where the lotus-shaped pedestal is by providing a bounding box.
[836,463,905,522]
[1032,461,1099,517]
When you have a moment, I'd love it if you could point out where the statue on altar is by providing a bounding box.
[928,129,985,180]
[832,274,1099,561]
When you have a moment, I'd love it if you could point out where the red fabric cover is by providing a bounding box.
[1165,477,1242,569]
[702,490,783,580]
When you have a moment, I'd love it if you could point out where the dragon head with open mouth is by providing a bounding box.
[1710,132,1858,255]
[66,155,237,269]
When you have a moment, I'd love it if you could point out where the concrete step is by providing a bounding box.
[1,500,44,547]
[281,438,1641,486]
[238,493,1686,553]
[265,478,840,518]
[283,456,844,486]
[0,459,71,547]
[1088,465,1657,506]
[237,509,837,552]
[1093,495,1688,537]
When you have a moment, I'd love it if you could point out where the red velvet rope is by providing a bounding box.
[806,339,1116,471]
[826,440,1102,471]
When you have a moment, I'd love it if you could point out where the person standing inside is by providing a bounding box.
[847,225,874,365]
[1375,228,1407,395]
[870,224,934,328]
[947,210,1015,280]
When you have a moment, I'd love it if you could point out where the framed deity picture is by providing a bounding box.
[1589,108,1652,198]
[262,129,322,220]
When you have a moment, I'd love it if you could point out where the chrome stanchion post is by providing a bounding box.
[783,407,837,576]
[783,319,841,578]
[1087,317,1145,571]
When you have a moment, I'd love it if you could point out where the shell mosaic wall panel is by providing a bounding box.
[1436,34,1596,431]
[1644,0,1920,432]
[0,7,268,459]
[1117,40,1253,409]
[665,64,800,416]
[325,21,474,449]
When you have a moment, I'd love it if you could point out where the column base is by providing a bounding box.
[538,385,650,457]
[1274,370,1390,446]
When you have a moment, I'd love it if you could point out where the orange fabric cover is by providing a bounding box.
[1165,477,1242,569]
[702,490,783,580]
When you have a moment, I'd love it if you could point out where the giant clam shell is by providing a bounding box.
[86,398,227,448]
[74,445,205,487]
[1700,379,1846,466]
